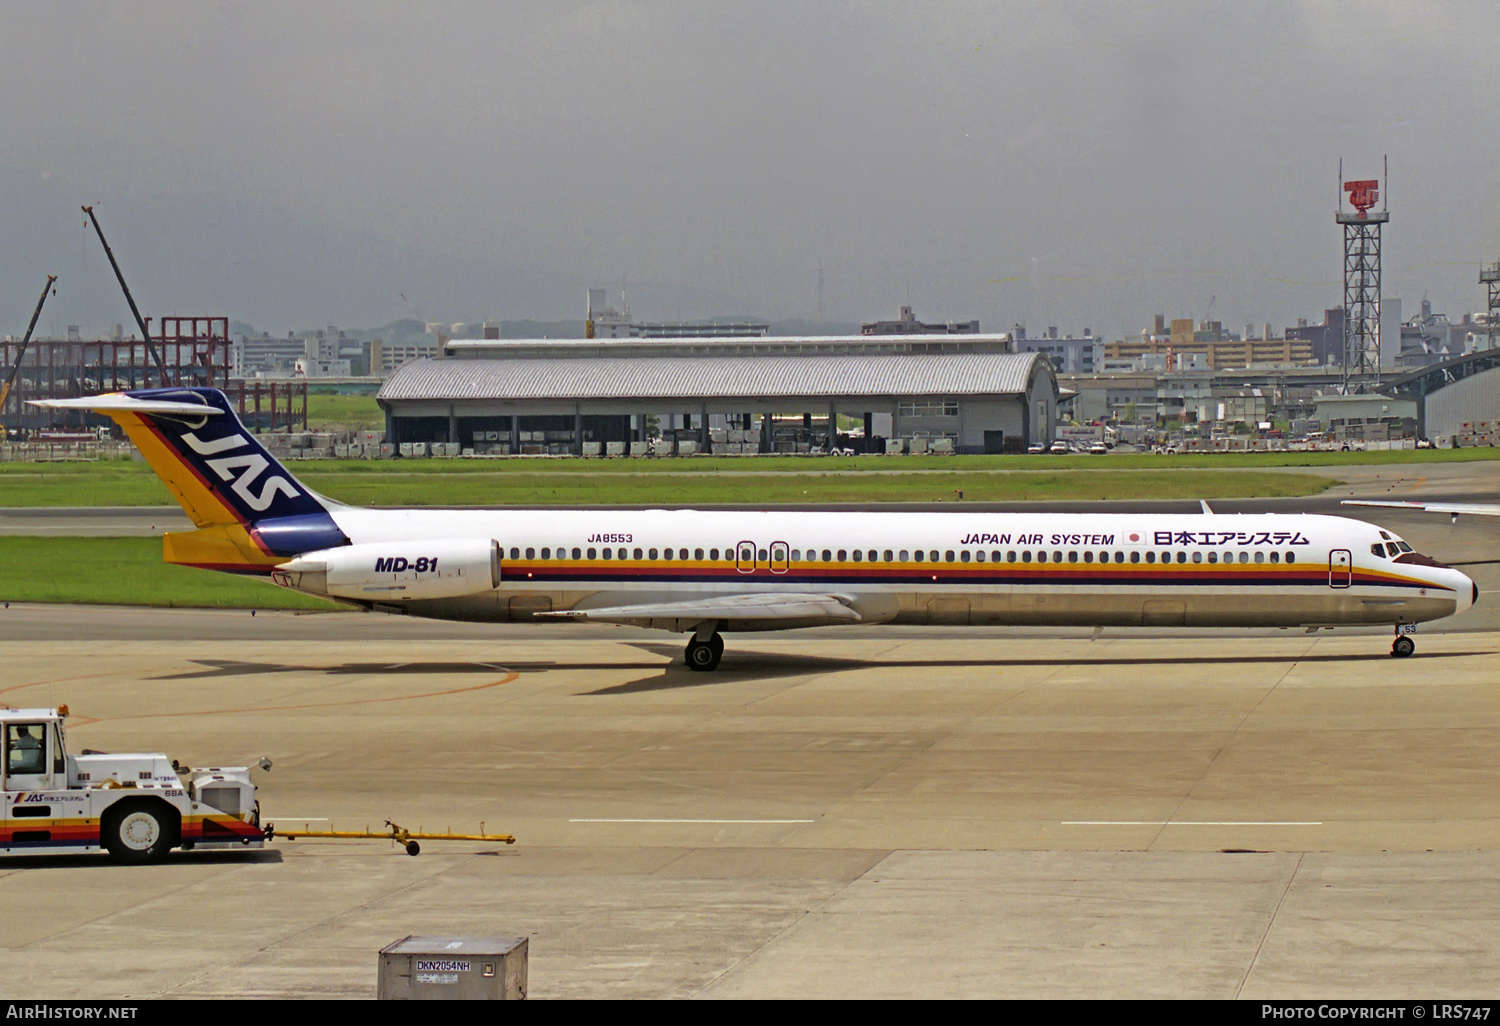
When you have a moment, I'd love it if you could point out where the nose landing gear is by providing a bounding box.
[1391,625,1415,658]
[685,632,725,671]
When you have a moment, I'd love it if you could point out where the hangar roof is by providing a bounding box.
[379,352,1050,402]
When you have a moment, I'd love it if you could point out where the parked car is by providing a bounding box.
[1027,443,1046,454]
[1049,440,1071,454]
[1088,442,1109,455]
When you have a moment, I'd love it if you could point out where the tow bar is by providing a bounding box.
[265,819,516,856]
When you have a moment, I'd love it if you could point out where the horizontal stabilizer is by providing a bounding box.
[1342,499,1500,518]
[539,592,864,626]
[28,394,226,417]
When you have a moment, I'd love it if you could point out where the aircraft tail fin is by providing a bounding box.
[29,387,348,571]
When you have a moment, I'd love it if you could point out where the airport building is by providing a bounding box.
[376,335,1057,455]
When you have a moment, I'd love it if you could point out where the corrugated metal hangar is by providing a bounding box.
[376,336,1057,456]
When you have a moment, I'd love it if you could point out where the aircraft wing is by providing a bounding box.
[537,592,864,627]
[1342,500,1500,517]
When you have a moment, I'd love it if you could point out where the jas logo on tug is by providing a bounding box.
[182,431,299,513]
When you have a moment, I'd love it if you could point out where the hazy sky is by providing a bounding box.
[3,1,1498,339]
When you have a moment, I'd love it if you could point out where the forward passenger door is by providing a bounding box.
[1328,549,1352,588]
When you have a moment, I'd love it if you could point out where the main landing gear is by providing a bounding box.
[1391,625,1416,659]
[685,632,725,672]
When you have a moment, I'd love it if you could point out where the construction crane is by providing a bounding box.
[1,274,58,442]
[81,206,170,387]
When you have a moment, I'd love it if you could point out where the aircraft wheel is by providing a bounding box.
[685,636,723,672]
[1391,636,1415,658]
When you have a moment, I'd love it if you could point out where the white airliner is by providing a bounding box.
[34,388,1477,666]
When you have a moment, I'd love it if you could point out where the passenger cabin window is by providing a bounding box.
[1130,552,1140,563]
[695,548,704,560]
[1145,552,1155,564]
[1269,552,1280,563]
[913,550,924,562]
[1287,552,1296,563]
[945,551,955,562]
[1037,551,1047,563]
[587,548,597,560]
[525,547,535,560]
[510,547,520,559]
[822,549,832,561]
[572,548,581,559]
[1191,551,1202,563]
[900,550,910,561]
[960,550,971,562]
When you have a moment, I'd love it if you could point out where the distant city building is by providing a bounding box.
[584,288,769,339]
[1010,324,1099,374]
[861,306,979,335]
[372,338,440,376]
[1103,337,1313,371]
[1397,298,1477,368]
[237,332,307,377]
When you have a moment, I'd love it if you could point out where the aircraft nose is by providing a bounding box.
[1455,570,1478,614]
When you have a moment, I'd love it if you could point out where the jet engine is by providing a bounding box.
[273,538,500,602]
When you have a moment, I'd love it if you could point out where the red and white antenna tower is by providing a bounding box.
[1336,156,1389,394]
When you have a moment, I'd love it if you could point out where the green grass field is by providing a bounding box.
[0,458,1342,506]
[305,393,386,429]
[0,537,341,609]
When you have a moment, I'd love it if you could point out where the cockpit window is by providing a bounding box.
[1386,542,1401,556]
[1379,530,1391,540]
[1371,544,1385,558]
[1397,542,1413,553]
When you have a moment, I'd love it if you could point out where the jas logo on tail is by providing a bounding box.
[182,432,299,512]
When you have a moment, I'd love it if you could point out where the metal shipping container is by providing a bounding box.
[378,936,528,1000]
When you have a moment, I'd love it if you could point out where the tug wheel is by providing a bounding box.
[102,800,178,864]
